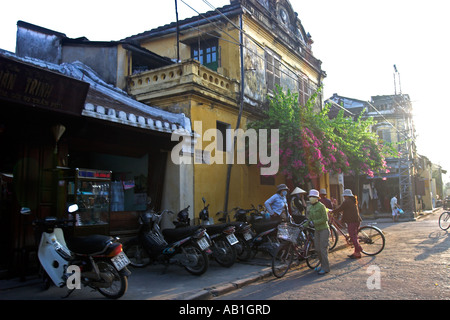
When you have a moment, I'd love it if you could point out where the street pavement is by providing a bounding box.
[0,209,441,300]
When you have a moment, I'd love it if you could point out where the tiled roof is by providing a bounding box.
[0,49,192,135]
[122,2,241,42]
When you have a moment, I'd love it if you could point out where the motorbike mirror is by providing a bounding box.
[68,204,79,213]
[20,207,31,215]
[202,197,206,204]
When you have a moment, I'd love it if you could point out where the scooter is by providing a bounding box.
[22,205,130,299]
[193,197,238,268]
[216,208,254,261]
[234,205,281,258]
[123,207,210,275]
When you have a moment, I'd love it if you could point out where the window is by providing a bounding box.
[298,74,309,106]
[265,50,281,94]
[191,39,219,71]
[298,74,319,108]
[377,128,391,143]
[216,121,231,152]
[260,174,275,186]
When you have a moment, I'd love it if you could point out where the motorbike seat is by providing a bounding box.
[67,235,114,255]
[252,220,279,234]
[203,223,229,235]
[227,221,246,228]
[162,225,202,242]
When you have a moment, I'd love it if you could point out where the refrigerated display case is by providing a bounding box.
[67,168,111,235]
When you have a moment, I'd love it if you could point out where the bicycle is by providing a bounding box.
[271,220,320,278]
[438,211,450,230]
[327,211,385,256]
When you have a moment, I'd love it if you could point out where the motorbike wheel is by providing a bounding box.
[236,236,252,261]
[123,241,151,267]
[213,238,237,268]
[183,244,209,275]
[96,261,128,299]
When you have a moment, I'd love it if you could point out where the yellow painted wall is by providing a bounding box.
[128,10,326,222]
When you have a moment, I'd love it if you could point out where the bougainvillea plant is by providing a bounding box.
[247,86,397,184]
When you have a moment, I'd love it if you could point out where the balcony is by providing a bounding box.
[127,59,239,106]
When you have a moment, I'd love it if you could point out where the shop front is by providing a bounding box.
[0,52,193,278]
[0,52,89,277]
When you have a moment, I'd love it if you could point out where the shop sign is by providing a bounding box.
[0,56,89,116]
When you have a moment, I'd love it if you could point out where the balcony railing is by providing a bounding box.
[127,59,239,105]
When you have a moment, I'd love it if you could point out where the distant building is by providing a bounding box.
[327,93,421,219]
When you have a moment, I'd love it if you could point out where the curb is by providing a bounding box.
[181,268,273,300]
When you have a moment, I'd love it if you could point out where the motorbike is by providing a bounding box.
[216,208,254,261]
[234,205,281,258]
[21,204,130,299]
[191,197,238,268]
[123,207,210,275]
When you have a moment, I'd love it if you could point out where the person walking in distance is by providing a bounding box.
[303,189,330,275]
[331,189,363,259]
[390,194,401,222]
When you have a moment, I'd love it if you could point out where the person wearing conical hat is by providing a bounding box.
[290,187,307,224]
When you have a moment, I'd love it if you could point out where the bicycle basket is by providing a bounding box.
[277,223,300,243]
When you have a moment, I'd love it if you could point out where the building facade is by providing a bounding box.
[9,0,327,231]
[124,0,327,218]
[327,93,429,219]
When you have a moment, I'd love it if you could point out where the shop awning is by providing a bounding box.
[0,50,192,136]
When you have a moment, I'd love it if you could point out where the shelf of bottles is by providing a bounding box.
[67,168,111,228]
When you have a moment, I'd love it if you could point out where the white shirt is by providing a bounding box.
[390,196,398,209]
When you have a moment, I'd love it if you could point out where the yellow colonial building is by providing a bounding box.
[123,0,326,220]
[11,1,327,224]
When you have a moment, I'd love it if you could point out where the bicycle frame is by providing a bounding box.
[327,210,385,256]
[281,210,315,260]
[328,212,351,244]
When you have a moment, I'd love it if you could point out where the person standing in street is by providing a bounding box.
[303,189,330,275]
[390,194,401,222]
[265,184,289,222]
[331,189,363,259]
[289,187,307,224]
[319,188,333,209]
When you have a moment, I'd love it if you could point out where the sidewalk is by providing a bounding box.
[0,208,440,300]
[0,254,277,300]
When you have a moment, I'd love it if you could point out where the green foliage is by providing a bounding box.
[247,85,395,184]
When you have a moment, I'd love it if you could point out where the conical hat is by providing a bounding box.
[291,187,307,195]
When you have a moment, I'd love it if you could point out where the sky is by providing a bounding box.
[2,0,449,183]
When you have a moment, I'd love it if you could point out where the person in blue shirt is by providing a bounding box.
[264,184,289,222]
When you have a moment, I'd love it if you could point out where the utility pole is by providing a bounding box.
[394,65,415,218]
[175,0,180,62]
[224,13,245,213]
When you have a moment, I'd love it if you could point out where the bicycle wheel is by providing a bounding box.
[328,224,338,251]
[439,211,450,230]
[272,242,294,278]
[305,241,320,269]
[358,226,385,256]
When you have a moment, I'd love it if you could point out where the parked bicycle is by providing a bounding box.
[327,211,385,255]
[438,211,450,230]
[271,218,320,278]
